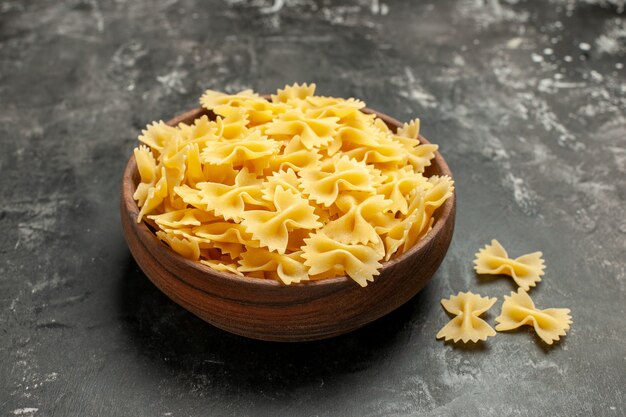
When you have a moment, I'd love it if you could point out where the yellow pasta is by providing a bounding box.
[474,239,545,291]
[200,88,260,110]
[266,147,321,173]
[138,121,179,153]
[495,289,572,345]
[132,84,453,285]
[265,111,340,150]
[241,186,321,254]
[193,222,260,254]
[299,155,381,207]
[323,194,391,245]
[270,82,316,104]
[386,193,430,259]
[239,248,308,285]
[301,232,383,287]
[394,119,439,173]
[200,130,280,172]
[174,168,269,221]
[377,167,428,215]
[178,115,218,145]
[436,291,497,343]
[160,139,189,211]
[305,96,366,120]
[200,259,244,277]
[261,168,301,201]
[156,230,200,261]
[148,208,217,229]
[137,168,168,222]
[214,107,249,140]
[396,119,421,139]
[133,145,158,207]
[184,143,206,187]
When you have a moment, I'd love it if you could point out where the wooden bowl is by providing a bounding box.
[121,106,456,342]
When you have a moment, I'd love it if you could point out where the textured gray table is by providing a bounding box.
[1,1,625,416]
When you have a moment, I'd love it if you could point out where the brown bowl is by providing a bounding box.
[120,105,456,342]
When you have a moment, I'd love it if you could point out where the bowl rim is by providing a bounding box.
[122,105,455,289]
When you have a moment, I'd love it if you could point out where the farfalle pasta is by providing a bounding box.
[132,83,453,286]
[301,232,383,287]
[495,288,572,345]
[241,186,322,254]
[474,239,545,291]
[299,155,381,207]
[436,292,497,343]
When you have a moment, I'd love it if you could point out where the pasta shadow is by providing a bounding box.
[442,339,491,352]
[118,256,427,391]
[500,326,569,353]
[474,273,523,291]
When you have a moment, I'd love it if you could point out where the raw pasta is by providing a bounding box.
[474,239,545,291]
[436,291,497,343]
[495,288,572,345]
[301,232,383,287]
[132,83,454,286]
[241,186,322,254]
[239,248,308,285]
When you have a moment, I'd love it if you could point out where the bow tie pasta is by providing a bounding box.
[132,83,453,286]
[474,239,545,291]
[436,291,497,343]
[496,288,572,345]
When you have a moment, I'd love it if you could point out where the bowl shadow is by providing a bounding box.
[118,256,433,392]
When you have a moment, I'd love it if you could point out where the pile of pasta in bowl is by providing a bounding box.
[132,83,454,287]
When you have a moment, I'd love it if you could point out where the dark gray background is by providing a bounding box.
[1,0,625,416]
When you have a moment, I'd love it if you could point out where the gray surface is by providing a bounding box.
[1,0,625,416]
